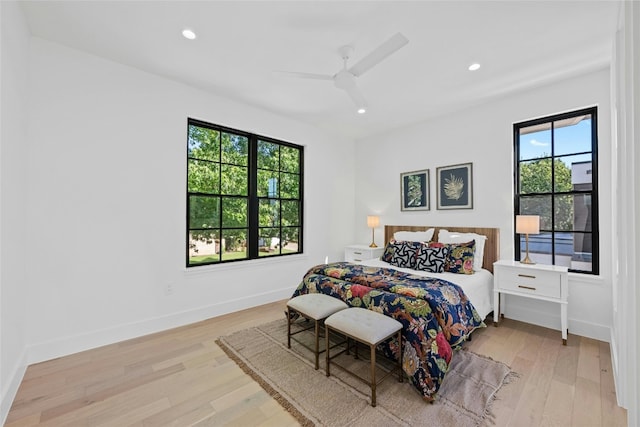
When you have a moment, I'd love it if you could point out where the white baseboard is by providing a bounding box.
[26,287,293,366]
[1,349,28,426]
[568,317,611,342]
[504,302,610,342]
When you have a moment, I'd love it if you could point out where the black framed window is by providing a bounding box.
[514,106,598,274]
[187,118,303,267]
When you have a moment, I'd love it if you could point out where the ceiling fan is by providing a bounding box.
[282,32,409,113]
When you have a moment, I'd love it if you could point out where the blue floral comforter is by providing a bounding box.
[291,262,484,401]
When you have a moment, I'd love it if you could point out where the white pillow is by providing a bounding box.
[438,229,487,271]
[394,229,435,243]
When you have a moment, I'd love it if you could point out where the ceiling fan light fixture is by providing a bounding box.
[357,107,367,114]
[182,28,197,40]
[468,63,481,71]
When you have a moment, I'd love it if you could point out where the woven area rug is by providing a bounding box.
[216,319,516,427]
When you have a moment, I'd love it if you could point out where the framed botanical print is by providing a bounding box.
[436,163,473,209]
[400,169,430,211]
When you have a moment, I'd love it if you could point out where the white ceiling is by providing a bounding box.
[19,1,620,140]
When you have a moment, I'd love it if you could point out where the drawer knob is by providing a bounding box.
[518,285,537,291]
[353,251,362,255]
[518,273,536,279]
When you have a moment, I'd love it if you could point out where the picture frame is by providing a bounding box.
[400,169,430,211]
[436,162,473,210]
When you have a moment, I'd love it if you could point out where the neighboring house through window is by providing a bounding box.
[513,106,598,274]
[187,118,303,267]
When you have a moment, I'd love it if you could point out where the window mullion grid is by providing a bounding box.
[186,192,191,267]
[186,120,303,266]
[550,121,556,266]
[513,107,597,274]
[514,126,522,261]
[217,135,223,262]
[298,148,304,253]
[248,136,258,259]
[590,108,599,274]
[277,147,282,254]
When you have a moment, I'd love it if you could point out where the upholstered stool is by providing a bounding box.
[325,307,403,407]
[287,294,349,370]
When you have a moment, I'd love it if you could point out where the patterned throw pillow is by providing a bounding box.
[444,240,476,274]
[438,230,487,271]
[389,241,421,269]
[415,244,449,273]
[381,240,399,263]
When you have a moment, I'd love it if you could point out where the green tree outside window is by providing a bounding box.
[187,120,303,266]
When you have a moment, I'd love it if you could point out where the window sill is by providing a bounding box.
[184,253,309,276]
[568,272,605,285]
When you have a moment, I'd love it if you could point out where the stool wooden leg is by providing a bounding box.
[314,319,320,370]
[370,344,376,407]
[325,325,331,377]
[397,331,403,383]
[287,308,292,348]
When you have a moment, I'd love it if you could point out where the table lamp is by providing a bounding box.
[516,215,540,264]
[367,215,380,248]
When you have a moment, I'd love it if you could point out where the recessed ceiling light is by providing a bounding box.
[468,63,481,71]
[357,108,366,114]
[182,29,196,40]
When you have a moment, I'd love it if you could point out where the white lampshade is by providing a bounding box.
[367,215,380,228]
[516,215,540,234]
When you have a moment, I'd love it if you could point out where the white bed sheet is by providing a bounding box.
[359,258,494,321]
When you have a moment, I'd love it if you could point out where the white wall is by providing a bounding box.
[353,69,613,342]
[21,36,355,364]
[0,1,31,421]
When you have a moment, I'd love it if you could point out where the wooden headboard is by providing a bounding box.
[384,225,500,273]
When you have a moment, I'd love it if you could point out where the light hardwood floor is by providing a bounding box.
[6,300,627,426]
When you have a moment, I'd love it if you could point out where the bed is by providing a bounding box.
[290,225,499,402]
[363,225,499,320]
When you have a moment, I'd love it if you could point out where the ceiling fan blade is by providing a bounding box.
[348,32,409,77]
[345,85,368,110]
[276,71,333,80]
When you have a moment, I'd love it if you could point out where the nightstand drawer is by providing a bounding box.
[344,245,384,263]
[496,267,561,298]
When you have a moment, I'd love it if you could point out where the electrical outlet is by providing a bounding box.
[165,283,174,296]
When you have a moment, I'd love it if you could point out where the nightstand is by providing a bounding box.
[344,245,384,263]
[493,259,569,345]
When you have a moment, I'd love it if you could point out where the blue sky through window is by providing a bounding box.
[519,118,592,166]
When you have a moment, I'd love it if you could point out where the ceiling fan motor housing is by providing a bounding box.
[334,70,356,90]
